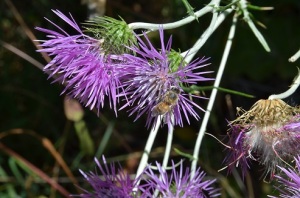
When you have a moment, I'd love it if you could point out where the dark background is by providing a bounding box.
[1,0,300,197]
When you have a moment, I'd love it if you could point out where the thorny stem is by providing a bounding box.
[129,2,234,64]
[239,0,270,52]
[268,69,300,100]
[128,0,216,30]
[182,8,233,62]
[182,0,221,63]
[191,13,238,179]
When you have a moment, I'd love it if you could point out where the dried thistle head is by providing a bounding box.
[225,99,300,179]
[233,99,298,125]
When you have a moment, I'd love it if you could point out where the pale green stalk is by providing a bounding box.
[128,0,219,31]
[154,118,174,197]
[182,0,221,62]
[133,118,161,190]
[268,70,300,100]
[289,48,300,62]
[191,13,238,178]
[239,0,270,52]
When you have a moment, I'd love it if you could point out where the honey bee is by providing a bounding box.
[151,87,180,117]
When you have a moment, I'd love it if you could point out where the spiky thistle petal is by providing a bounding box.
[118,27,213,129]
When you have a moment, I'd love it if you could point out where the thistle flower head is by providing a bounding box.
[138,161,219,198]
[269,156,300,198]
[118,28,213,129]
[225,99,300,178]
[75,156,136,198]
[36,10,126,115]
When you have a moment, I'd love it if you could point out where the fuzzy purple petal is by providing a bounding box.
[36,10,123,115]
[224,124,251,178]
[74,156,136,198]
[138,161,219,198]
[271,156,300,198]
[117,27,213,129]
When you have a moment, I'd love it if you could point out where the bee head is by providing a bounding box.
[170,86,180,94]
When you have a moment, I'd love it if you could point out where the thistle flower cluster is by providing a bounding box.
[36,10,212,128]
[139,161,220,198]
[75,157,219,198]
[117,30,212,128]
[225,99,300,178]
[76,156,136,198]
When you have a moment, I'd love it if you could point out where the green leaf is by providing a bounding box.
[8,158,24,183]
[173,148,196,161]
[0,166,19,198]
[247,4,273,11]
[246,18,270,52]
[74,120,95,156]
[182,85,255,98]
[239,0,271,52]
[95,121,115,159]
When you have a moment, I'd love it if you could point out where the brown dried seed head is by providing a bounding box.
[232,99,300,126]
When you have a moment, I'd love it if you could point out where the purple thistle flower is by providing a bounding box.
[270,156,300,198]
[225,99,300,178]
[224,124,251,178]
[118,28,212,129]
[138,161,219,198]
[74,156,137,198]
[36,10,123,114]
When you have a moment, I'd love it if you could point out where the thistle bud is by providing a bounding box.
[84,16,137,54]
